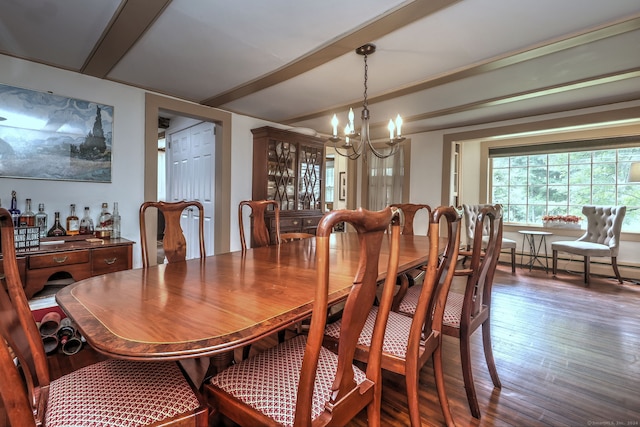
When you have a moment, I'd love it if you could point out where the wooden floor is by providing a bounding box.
[7,263,639,427]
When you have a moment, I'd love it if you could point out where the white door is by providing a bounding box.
[167,122,215,258]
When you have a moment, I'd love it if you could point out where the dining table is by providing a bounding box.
[55,232,431,365]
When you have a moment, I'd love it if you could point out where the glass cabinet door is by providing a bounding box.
[268,139,297,210]
[298,144,323,210]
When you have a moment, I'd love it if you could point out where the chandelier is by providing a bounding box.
[328,43,405,160]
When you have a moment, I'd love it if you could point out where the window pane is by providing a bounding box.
[592,185,616,204]
[569,164,591,184]
[493,168,509,186]
[548,165,568,185]
[529,167,547,185]
[570,152,591,164]
[592,163,616,184]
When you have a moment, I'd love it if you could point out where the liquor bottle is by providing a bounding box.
[19,198,36,226]
[111,202,121,239]
[9,191,20,227]
[66,204,80,235]
[79,206,95,235]
[46,212,67,237]
[95,202,112,238]
[35,203,48,238]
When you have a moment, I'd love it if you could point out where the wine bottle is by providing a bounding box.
[47,212,67,237]
[19,198,36,226]
[66,204,80,235]
[112,202,121,239]
[9,190,20,227]
[79,206,95,235]
[35,203,48,238]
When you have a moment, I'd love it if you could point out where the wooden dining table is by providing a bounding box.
[56,232,431,362]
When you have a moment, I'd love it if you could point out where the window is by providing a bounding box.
[490,141,640,232]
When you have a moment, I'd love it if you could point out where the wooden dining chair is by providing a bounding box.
[238,199,281,251]
[205,206,402,427]
[461,203,516,273]
[441,204,504,418]
[324,206,462,427]
[0,208,208,427]
[389,203,432,310]
[280,231,315,242]
[139,200,206,267]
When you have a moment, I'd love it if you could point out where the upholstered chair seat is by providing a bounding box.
[209,335,366,427]
[46,360,202,427]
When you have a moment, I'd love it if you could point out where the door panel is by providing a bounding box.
[167,122,215,258]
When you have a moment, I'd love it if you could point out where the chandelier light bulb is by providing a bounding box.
[388,119,395,139]
[331,114,339,137]
[395,114,403,137]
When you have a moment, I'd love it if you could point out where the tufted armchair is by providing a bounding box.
[462,204,517,273]
[552,205,626,285]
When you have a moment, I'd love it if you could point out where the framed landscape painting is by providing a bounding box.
[0,84,113,182]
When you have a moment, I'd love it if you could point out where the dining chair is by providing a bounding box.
[205,206,403,427]
[552,205,626,285]
[389,203,432,310]
[462,203,516,273]
[441,204,504,418]
[139,200,205,267]
[0,208,208,427]
[324,205,462,427]
[238,199,281,251]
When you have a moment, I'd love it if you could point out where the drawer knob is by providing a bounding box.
[53,256,68,264]
[104,257,118,265]
[293,220,299,225]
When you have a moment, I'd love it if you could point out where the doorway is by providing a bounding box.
[144,93,232,265]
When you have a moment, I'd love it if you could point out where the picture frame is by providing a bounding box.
[339,172,347,201]
[0,84,113,182]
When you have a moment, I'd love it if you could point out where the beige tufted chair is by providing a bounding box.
[552,205,626,285]
[462,204,517,273]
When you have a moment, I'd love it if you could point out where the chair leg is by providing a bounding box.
[552,250,558,276]
[433,345,456,427]
[405,358,422,427]
[510,247,516,274]
[482,318,502,389]
[460,331,481,419]
[584,256,590,285]
[611,257,623,284]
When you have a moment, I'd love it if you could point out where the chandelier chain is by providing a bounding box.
[363,54,368,110]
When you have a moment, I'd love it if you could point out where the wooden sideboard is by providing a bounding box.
[1,237,134,300]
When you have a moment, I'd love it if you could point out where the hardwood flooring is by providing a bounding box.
[4,263,639,426]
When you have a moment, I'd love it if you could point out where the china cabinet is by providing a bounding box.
[251,126,325,243]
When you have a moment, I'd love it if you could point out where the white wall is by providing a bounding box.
[1,55,145,264]
[0,54,281,265]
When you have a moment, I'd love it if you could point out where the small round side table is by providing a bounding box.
[518,230,553,272]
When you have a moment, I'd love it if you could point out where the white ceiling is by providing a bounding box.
[1,0,639,139]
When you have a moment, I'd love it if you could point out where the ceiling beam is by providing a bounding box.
[285,13,640,125]
[81,0,172,78]
[200,0,461,107]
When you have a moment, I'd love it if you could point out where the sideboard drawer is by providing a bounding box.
[92,246,131,275]
[28,250,90,269]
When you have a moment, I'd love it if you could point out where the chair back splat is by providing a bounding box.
[238,200,281,251]
[139,200,206,267]
[1,207,208,426]
[206,207,402,427]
